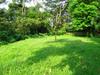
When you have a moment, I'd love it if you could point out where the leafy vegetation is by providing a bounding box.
[0,2,50,42]
[0,0,100,42]
[0,0,100,75]
[68,0,100,36]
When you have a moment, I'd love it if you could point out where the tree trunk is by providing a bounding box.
[22,0,25,16]
[54,26,57,41]
[89,27,95,37]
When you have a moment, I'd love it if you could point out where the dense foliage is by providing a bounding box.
[0,3,50,42]
[68,0,100,36]
[0,0,100,42]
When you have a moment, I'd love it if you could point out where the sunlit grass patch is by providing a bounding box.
[0,35,100,75]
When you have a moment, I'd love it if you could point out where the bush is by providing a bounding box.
[0,31,9,41]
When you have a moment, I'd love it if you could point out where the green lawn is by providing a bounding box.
[0,35,100,75]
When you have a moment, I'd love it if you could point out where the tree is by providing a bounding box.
[0,0,5,3]
[47,0,68,40]
[0,9,15,41]
[68,0,99,36]
[12,0,31,15]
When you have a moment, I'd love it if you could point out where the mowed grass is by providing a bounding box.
[0,35,100,75]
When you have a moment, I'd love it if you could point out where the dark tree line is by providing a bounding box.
[0,1,50,42]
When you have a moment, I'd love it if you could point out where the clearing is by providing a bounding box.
[0,35,100,75]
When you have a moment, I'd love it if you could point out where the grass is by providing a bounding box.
[0,34,100,75]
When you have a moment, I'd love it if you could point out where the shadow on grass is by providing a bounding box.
[25,38,100,75]
[0,34,46,47]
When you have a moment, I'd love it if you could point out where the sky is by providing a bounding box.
[0,0,45,11]
[0,0,67,12]
[0,0,12,9]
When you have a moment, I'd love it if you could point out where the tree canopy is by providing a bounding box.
[0,0,100,42]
